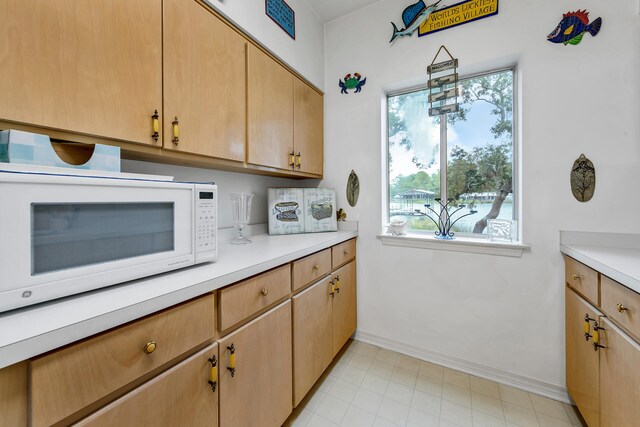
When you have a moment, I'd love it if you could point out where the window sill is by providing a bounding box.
[377,233,529,258]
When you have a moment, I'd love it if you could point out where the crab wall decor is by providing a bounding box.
[339,73,367,94]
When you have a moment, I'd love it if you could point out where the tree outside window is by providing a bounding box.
[387,68,515,235]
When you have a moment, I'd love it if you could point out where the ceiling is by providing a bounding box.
[307,0,382,24]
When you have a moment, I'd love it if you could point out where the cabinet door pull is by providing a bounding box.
[289,151,295,169]
[151,110,160,142]
[143,341,157,354]
[227,344,236,377]
[295,152,301,169]
[334,275,341,293]
[617,303,628,313]
[592,322,606,351]
[584,314,596,341]
[172,116,180,145]
[329,280,336,297]
[208,355,218,392]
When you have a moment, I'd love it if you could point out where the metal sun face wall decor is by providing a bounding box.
[547,10,602,46]
[427,46,459,116]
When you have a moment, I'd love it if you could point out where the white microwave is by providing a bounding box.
[0,169,217,312]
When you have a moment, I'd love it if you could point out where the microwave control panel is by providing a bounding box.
[195,185,217,262]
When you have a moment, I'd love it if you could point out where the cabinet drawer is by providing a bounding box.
[219,264,291,331]
[564,256,599,305]
[30,294,215,427]
[601,276,640,340]
[75,343,218,427]
[332,239,356,269]
[292,248,331,292]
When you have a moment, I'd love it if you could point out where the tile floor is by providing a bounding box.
[284,340,586,427]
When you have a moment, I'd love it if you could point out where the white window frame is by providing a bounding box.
[380,66,527,257]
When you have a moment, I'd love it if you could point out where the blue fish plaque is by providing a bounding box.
[266,0,296,39]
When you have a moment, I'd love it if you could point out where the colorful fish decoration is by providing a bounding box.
[339,73,367,94]
[547,10,602,46]
[390,0,443,43]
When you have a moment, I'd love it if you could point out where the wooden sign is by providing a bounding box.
[419,0,499,37]
[265,0,295,39]
[429,103,459,116]
[427,73,458,89]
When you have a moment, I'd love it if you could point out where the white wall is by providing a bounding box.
[122,160,296,229]
[322,0,640,395]
[203,0,325,90]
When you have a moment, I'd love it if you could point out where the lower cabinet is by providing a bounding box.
[217,301,292,427]
[332,261,357,357]
[598,317,640,427]
[292,259,357,406]
[292,276,334,406]
[565,256,640,427]
[566,287,601,427]
[76,343,219,426]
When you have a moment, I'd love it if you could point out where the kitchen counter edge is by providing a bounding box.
[0,230,357,369]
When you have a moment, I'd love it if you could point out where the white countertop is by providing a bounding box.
[0,230,357,369]
[560,231,640,295]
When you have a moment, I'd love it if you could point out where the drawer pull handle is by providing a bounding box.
[143,341,157,354]
[151,110,160,142]
[172,116,180,145]
[584,314,596,341]
[208,355,218,392]
[592,322,606,351]
[572,273,580,281]
[617,303,628,313]
[260,288,269,296]
[227,344,236,377]
[334,275,341,293]
[344,250,349,256]
[313,264,320,271]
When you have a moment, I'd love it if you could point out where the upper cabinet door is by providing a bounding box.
[294,78,324,176]
[163,0,246,161]
[0,0,162,145]
[247,45,293,171]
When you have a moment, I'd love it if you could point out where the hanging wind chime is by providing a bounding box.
[427,45,459,116]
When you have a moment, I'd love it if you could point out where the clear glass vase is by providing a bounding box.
[230,193,254,245]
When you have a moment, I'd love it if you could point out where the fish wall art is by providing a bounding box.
[547,10,602,46]
[390,0,443,43]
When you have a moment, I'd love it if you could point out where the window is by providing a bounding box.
[387,68,516,238]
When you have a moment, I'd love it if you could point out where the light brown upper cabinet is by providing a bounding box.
[0,0,163,146]
[247,44,294,171]
[163,0,246,161]
[293,78,324,175]
[247,45,323,176]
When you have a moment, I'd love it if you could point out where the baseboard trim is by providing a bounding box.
[354,329,571,404]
